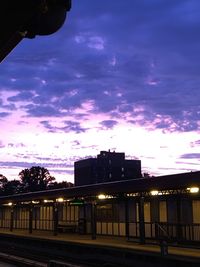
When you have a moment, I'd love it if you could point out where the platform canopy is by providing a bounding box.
[0,171,200,204]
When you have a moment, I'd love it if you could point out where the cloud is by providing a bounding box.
[8,143,25,148]
[0,112,10,118]
[71,140,81,146]
[8,91,35,102]
[2,0,200,133]
[24,104,63,117]
[0,141,5,148]
[0,161,72,169]
[190,140,200,147]
[180,153,200,159]
[75,33,105,50]
[176,161,200,166]
[40,120,86,133]
[63,120,86,133]
[100,120,118,129]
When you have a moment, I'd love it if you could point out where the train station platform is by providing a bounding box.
[0,229,199,266]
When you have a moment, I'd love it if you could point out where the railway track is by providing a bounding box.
[0,233,199,267]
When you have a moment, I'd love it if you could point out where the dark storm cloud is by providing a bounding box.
[1,0,200,132]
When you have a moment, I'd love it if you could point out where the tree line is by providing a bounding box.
[0,166,73,196]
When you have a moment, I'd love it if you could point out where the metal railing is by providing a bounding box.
[128,222,200,243]
[156,222,200,242]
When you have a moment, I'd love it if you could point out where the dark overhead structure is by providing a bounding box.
[0,0,71,62]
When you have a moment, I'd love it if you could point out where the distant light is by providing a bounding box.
[98,194,106,200]
[8,202,12,206]
[150,190,159,196]
[188,187,199,193]
[56,198,64,203]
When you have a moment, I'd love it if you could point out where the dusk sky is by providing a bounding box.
[1,0,200,183]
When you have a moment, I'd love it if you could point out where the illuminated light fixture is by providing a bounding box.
[56,198,64,203]
[98,194,106,200]
[188,187,199,193]
[126,193,140,197]
[8,202,13,206]
[20,201,30,204]
[32,200,39,204]
[150,190,159,196]
[44,199,54,203]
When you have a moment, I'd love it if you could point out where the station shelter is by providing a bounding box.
[0,171,200,245]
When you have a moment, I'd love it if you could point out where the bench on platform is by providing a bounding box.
[57,222,77,233]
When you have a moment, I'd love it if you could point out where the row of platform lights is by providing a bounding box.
[99,186,200,198]
[4,187,200,206]
[149,187,199,196]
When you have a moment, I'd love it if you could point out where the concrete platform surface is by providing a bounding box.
[0,229,199,261]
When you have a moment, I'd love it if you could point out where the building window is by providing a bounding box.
[193,200,200,223]
[128,200,137,222]
[180,199,192,224]
[58,205,63,221]
[167,199,177,223]
[0,209,5,220]
[144,202,151,222]
[159,201,167,222]
[33,207,40,220]
[96,203,119,222]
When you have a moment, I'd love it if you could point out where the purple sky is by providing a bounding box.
[0,0,200,182]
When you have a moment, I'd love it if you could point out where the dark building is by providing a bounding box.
[74,151,142,186]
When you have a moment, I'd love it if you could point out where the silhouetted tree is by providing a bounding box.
[3,180,22,195]
[0,174,8,195]
[47,181,74,190]
[0,174,8,187]
[143,172,150,178]
[19,166,55,192]
[143,172,154,178]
